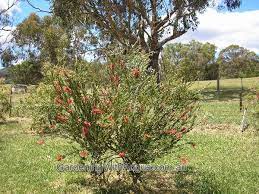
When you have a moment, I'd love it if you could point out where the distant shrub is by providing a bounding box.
[8,60,43,85]
[15,82,56,129]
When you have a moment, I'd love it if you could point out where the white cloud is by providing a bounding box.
[172,8,259,54]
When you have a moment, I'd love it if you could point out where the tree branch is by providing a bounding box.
[0,0,18,15]
[159,30,186,48]
[26,0,52,14]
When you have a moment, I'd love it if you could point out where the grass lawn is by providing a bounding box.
[192,77,259,101]
[0,77,258,193]
[192,77,259,91]
[0,119,258,193]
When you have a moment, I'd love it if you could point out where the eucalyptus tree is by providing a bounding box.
[51,0,241,82]
[218,45,259,78]
[163,40,217,81]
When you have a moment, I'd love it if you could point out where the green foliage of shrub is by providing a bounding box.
[15,82,56,129]
[27,51,199,184]
[0,89,11,121]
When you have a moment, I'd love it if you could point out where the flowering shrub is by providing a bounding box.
[31,51,198,184]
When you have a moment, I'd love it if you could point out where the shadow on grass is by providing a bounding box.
[0,120,19,125]
[63,166,224,194]
[201,89,255,101]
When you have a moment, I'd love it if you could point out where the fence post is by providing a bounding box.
[217,77,220,99]
[241,77,244,91]
[239,78,244,112]
[9,85,12,117]
[239,92,243,112]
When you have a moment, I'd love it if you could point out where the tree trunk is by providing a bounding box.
[148,49,161,85]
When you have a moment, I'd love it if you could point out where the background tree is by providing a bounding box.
[163,40,217,81]
[13,13,59,62]
[51,0,241,83]
[13,13,88,66]
[0,47,16,67]
[8,59,43,84]
[218,45,259,79]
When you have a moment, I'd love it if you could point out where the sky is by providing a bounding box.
[0,0,259,64]
[173,0,259,53]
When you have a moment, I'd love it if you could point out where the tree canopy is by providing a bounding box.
[218,45,259,78]
[13,13,89,66]
[163,40,217,81]
[163,42,259,80]
[8,59,43,84]
[51,0,241,74]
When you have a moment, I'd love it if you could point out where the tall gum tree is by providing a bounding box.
[0,0,19,55]
[51,0,241,82]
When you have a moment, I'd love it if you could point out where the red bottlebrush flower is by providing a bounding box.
[119,60,125,68]
[77,118,82,124]
[37,139,45,145]
[132,68,140,78]
[63,86,72,94]
[82,126,89,137]
[39,128,44,135]
[82,96,89,103]
[144,133,151,140]
[181,127,188,133]
[101,88,109,96]
[54,97,63,105]
[98,123,107,128]
[54,81,62,93]
[49,124,56,129]
[56,154,64,161]
[163,130,170,135]
[110,75,120,85]
[83,121,91,127]
[108,115,114,122]
[104,100,112,107]
[92,107,104,115]
[180,111,187,117]
[63,70,71,78]
[123,116,129,124]
[67,98,73,105]
[108,63,115,70]
[56,114,68,123]
[256,92,259,100]
[191,142,196,149]
[176,132,183,140]
[170,129,178,135]
[181,115,188,121]
[118,152,126,158]
[79,150,88,158]
[180,157,188,165]
[67,109,73,114]
[164,129,177,135]
[139,105,145,113]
